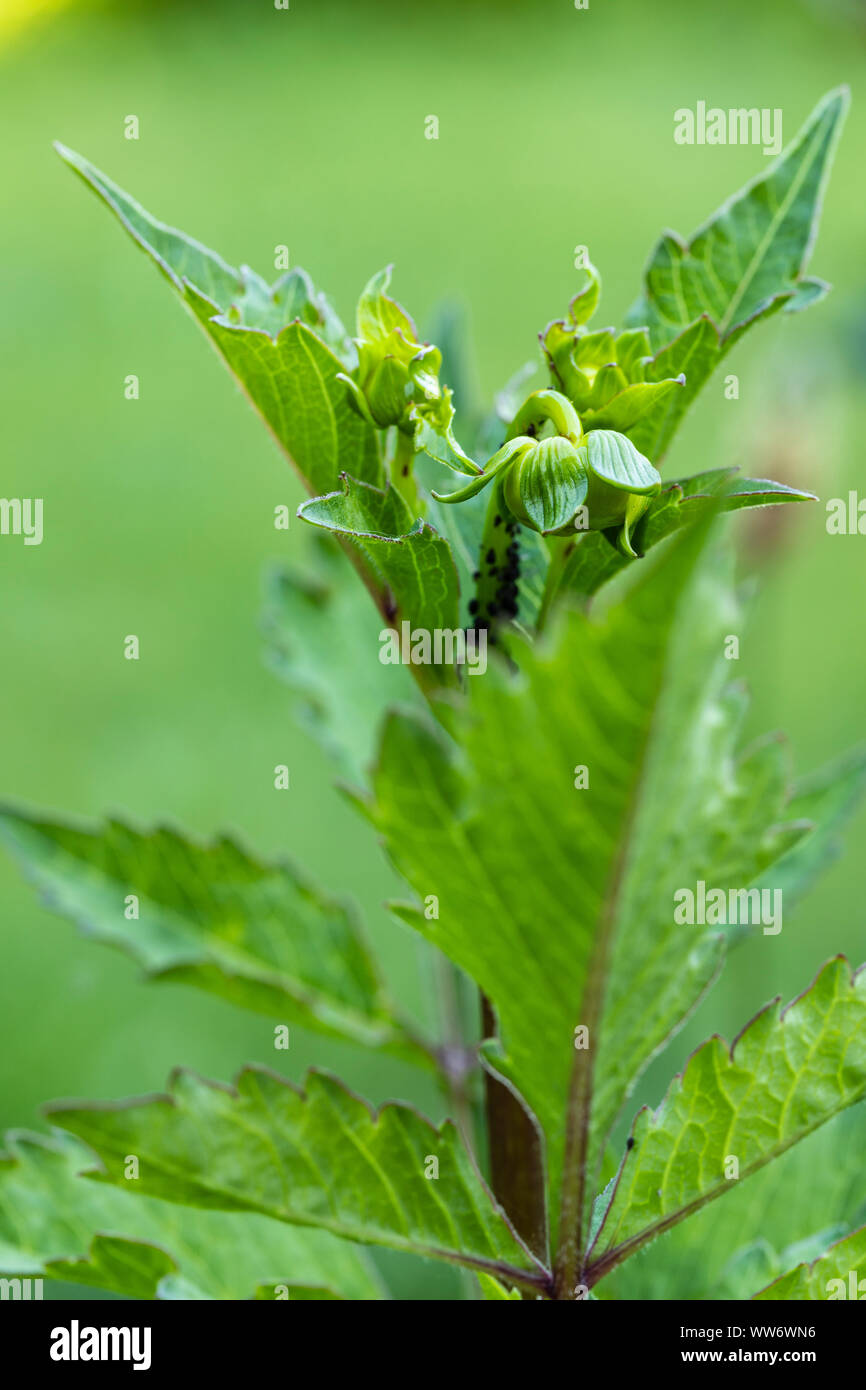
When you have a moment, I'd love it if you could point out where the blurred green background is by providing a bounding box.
[1,0,864,1298]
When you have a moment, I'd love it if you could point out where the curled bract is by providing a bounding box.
[541,260,684,431]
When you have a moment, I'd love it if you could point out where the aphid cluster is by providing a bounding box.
[468,510,522,636]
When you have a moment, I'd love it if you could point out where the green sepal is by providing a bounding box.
[568,260,602,326]
[585,430,661,494]
[574,328,617,369]
[413,386,484,476]
[582,377,685,433]
[357,264,419,343]
[613,327,652,376]
[431,437,530,504]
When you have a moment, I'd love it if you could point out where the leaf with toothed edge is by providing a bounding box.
[48,1067,547,1291]
[369,523,823,1266]
[0,807,428,1065]
[630,89,849,348]
[754,1223,866,1300]
[559,467,817,606]
[0,1130,383,1300]
[54,144,383,496]
[596,1100,866,1301]
[623,89,848,461]
[587,958,866,1284]
[298,475,462,685]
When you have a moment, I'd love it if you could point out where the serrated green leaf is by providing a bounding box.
[298,476,462,687]
[559,468,816,605]
[754,1224,866,1301]
[624,90,847,461]
[750,747,866,930]
[369,525,812,1267]
[49,1067,546,1292]
[598,1103,866,1300]
[0,808,425,1062]
[55,144,383,496]
[632,89,848,347]
[0,1130,382,1300]
[45,1234,177,1301]
[785,275,831,313]
[588,958,866,1284]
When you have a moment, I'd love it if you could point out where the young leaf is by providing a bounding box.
[625,89,848,460]
[298,476,462,687]
[559,468,816,606]
[49,1067,547,1293]
[54,145,383,496]
[413,389,484,475]
[368,525,812,1268]
[0,1130,383,1300]
[0,808,426,1063]
[598,1102,866,1301]
[749,748,866,929]
[588,958,866,1284]
[754,1224,866,1301]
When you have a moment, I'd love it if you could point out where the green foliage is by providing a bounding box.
[1,89,858,1301]
[587,959,866,1283]
[0,808,425,1062]
[755,1225,866,1301]
[297,476,462,687]
[624,88,848,462]
[49,1067,544,1291]
[0,1130,383,1300]
[367,526,851,1278]
[54,145,382,499]
[261,542,421,784]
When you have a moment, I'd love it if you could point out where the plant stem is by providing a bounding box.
[430,953,482,1300]
[434,952,476,1147]
[537,534,576,633]
[391,428,421,514]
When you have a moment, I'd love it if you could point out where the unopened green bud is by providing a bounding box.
[503,436,588,535]
[432,387,661,555]
[339,268,443,434]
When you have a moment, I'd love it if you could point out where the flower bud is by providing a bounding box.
[503,436,588,535]
[432,388,661,556]
[339,268,443,434]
